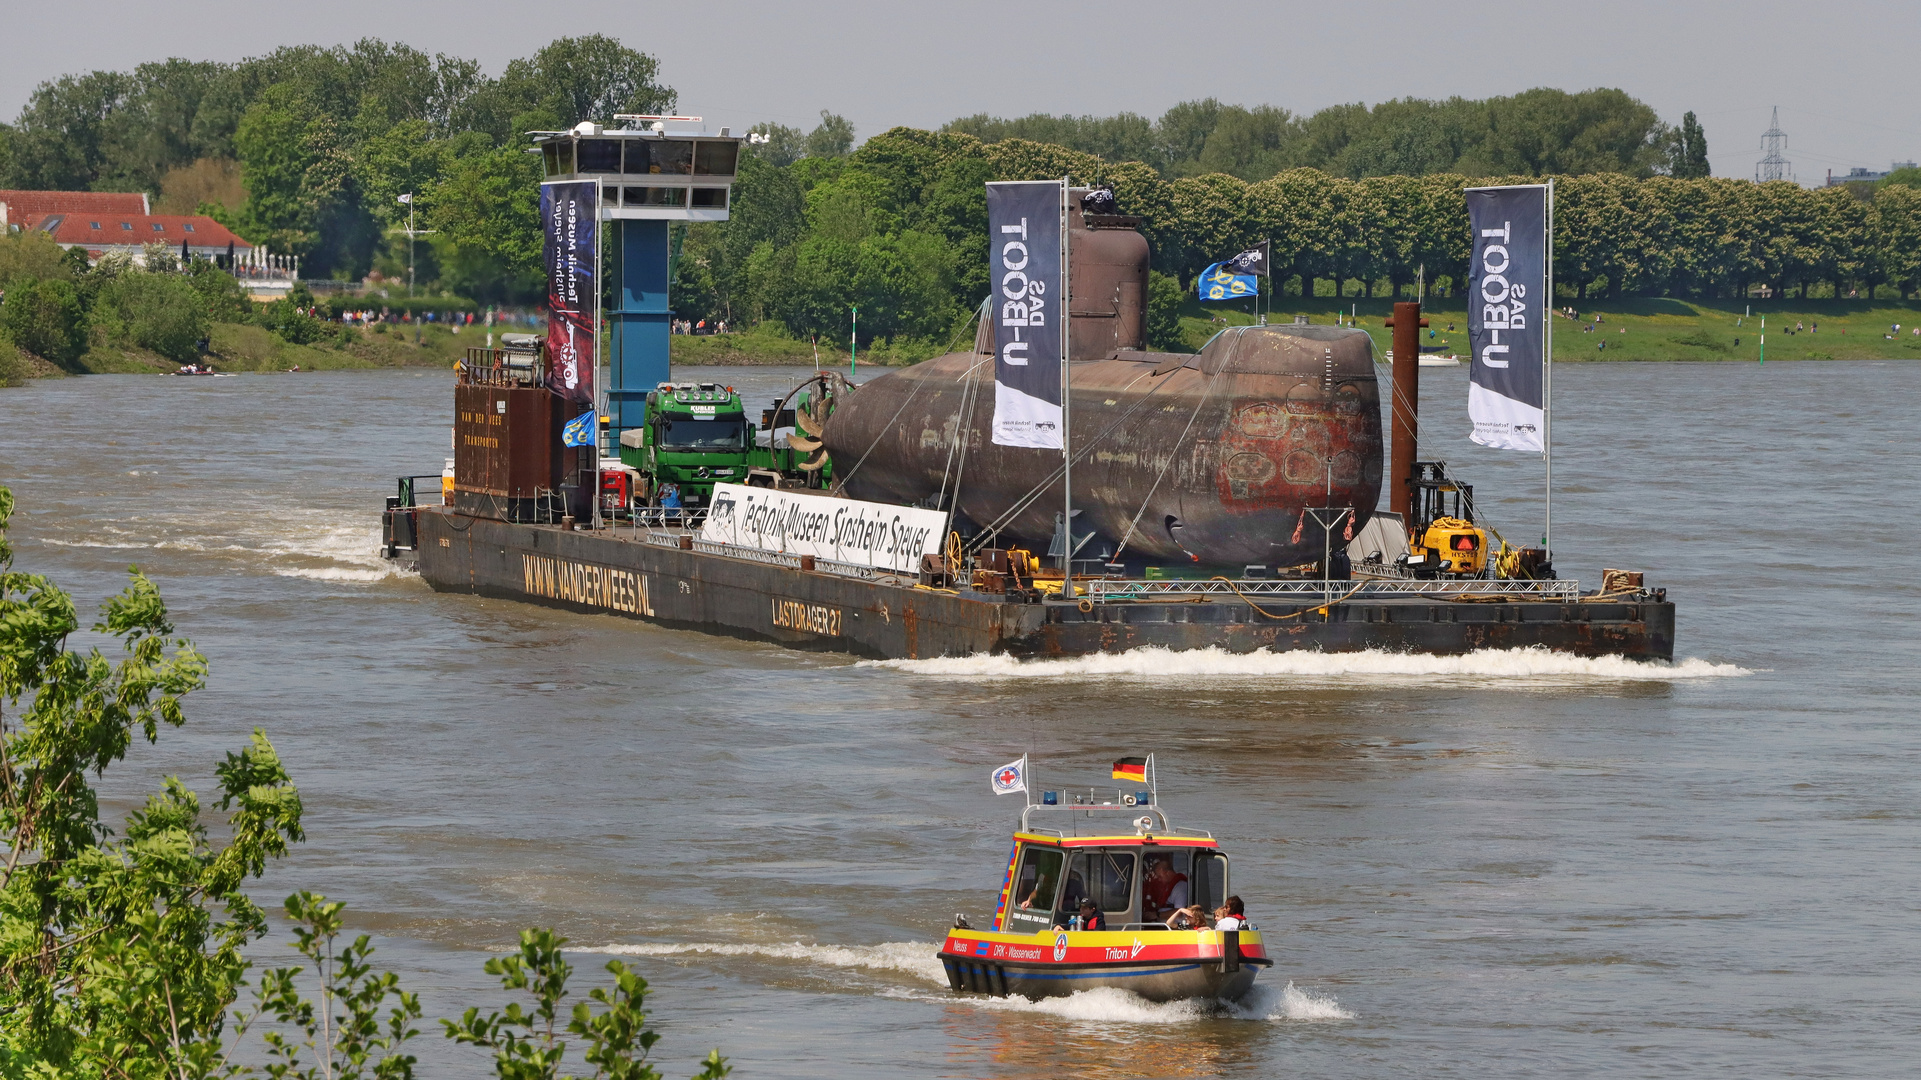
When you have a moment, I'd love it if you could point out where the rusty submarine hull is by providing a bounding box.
[821,323,1382,570]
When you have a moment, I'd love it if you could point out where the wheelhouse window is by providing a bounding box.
[693,141,738,176]
[576,138,621,173]
[1063,849,1137,920]
[623,187,685,207]
[1190,851,1227,915]
[689,188,727,209]
[1007,846,1064,931]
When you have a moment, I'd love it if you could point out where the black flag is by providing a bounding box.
[988,181,1065,449]
[1466,185,1546,453]
[1223,240,1270,277]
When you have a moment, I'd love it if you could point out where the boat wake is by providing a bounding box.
[34,511,405,585]
[581,941,1353,1023]
[581,940,949,985]
[866,645,1750,685]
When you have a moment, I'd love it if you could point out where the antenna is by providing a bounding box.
[1756,106,1794,183]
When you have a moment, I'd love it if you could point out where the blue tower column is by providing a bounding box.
[607,219,671,444]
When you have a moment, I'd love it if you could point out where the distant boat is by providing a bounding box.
[1418,355,1460,367]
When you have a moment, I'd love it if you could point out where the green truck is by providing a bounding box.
[612,380,832,516]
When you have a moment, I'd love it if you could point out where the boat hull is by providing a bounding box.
[938,928,1271,1003]
[408,509,1677,661]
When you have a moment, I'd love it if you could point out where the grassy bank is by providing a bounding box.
[1183,295,1921,362]
[670,324,959,367]
[53,322,490,375]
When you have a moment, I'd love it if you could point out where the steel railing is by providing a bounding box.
[1083,577,1581,602]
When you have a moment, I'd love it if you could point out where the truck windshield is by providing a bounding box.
[657,418,743,451]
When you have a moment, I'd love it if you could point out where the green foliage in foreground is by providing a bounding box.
[0,487,729,1077]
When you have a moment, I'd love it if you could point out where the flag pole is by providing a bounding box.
[1544,179,1554,560]
[1059,177,1074,596]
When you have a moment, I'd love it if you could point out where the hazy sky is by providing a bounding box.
[9,0,1919,183]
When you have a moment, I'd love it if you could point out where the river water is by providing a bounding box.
[2,360,1916,1077]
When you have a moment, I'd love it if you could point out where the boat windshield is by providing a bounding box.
[1061,849,1137,922]
[656,418,744,452]
[1007,847,1064,933]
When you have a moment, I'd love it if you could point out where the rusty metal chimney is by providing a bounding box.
[1385,301,1427,520]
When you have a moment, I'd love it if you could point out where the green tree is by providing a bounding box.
[0,485,305,1074]
[0,232,75,292]
[427,143,544,277]
[444,928,729,1080]
[253,892,421,1080]
[804,112,857,159]
[233,84,374,276]
[1874,184,1921,297]
[3,69,134,190]
[1145,271,1185,349]
[0,277,89,368]
[93,270,212,362]
[742,122,806,168]
[486,36,675,131]
[1667,111,1710,179]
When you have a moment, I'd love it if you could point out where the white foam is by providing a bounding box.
[866,645,1750,685]
[1232,980,1357,1021]
[580,940,950,985]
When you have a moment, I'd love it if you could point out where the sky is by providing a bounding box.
[8,0,1920,184]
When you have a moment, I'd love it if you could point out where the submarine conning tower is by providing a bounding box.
[822,200,1383,570]
[1064,190,1151,360]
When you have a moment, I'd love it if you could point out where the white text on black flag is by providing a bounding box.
[988,181,1064,449]
[1466,185,1546,453]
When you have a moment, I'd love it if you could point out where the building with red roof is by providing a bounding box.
[0,189,149,227]
[30,212,253,262]
[2,189,290,288]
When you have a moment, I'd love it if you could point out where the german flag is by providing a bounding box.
[1112,757,1148,782]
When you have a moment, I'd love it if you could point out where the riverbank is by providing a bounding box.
[1188,296,1921,362]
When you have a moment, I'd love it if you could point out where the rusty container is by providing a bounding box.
[821,324,1382,569]
[452,384,567,521]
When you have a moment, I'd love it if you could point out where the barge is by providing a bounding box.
[381,127,1674,661]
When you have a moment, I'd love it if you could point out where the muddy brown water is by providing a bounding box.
[2,361,1916,1077]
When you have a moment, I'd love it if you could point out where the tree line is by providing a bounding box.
[944,88,1711,182]
[5,39,1918,356]
[678,127,1921,350]
[0,36,680,295]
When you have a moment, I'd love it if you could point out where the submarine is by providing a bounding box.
[821,196,1382,572]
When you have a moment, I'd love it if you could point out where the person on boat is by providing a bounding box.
[1142,855,1189,921]
[1056,899,1104,932]
[1058,870,1088,919]
[1214,896,1250,931]
[1165,904,1207,930]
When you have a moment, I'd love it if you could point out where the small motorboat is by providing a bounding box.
[937,761,1271,1002]
[171,363,234,377]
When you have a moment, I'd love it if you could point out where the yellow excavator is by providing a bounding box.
[1402,461,1553,580]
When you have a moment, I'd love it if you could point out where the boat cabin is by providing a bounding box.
[996,796,1230,935]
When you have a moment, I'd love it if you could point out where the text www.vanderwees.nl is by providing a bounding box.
[520,555,652,616]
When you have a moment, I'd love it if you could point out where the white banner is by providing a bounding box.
[700,484,946,574]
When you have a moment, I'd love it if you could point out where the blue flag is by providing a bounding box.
[1197,261,1258,301]
[562,409,597,448]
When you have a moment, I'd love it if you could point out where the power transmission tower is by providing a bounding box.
[1756,107,1793,183]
